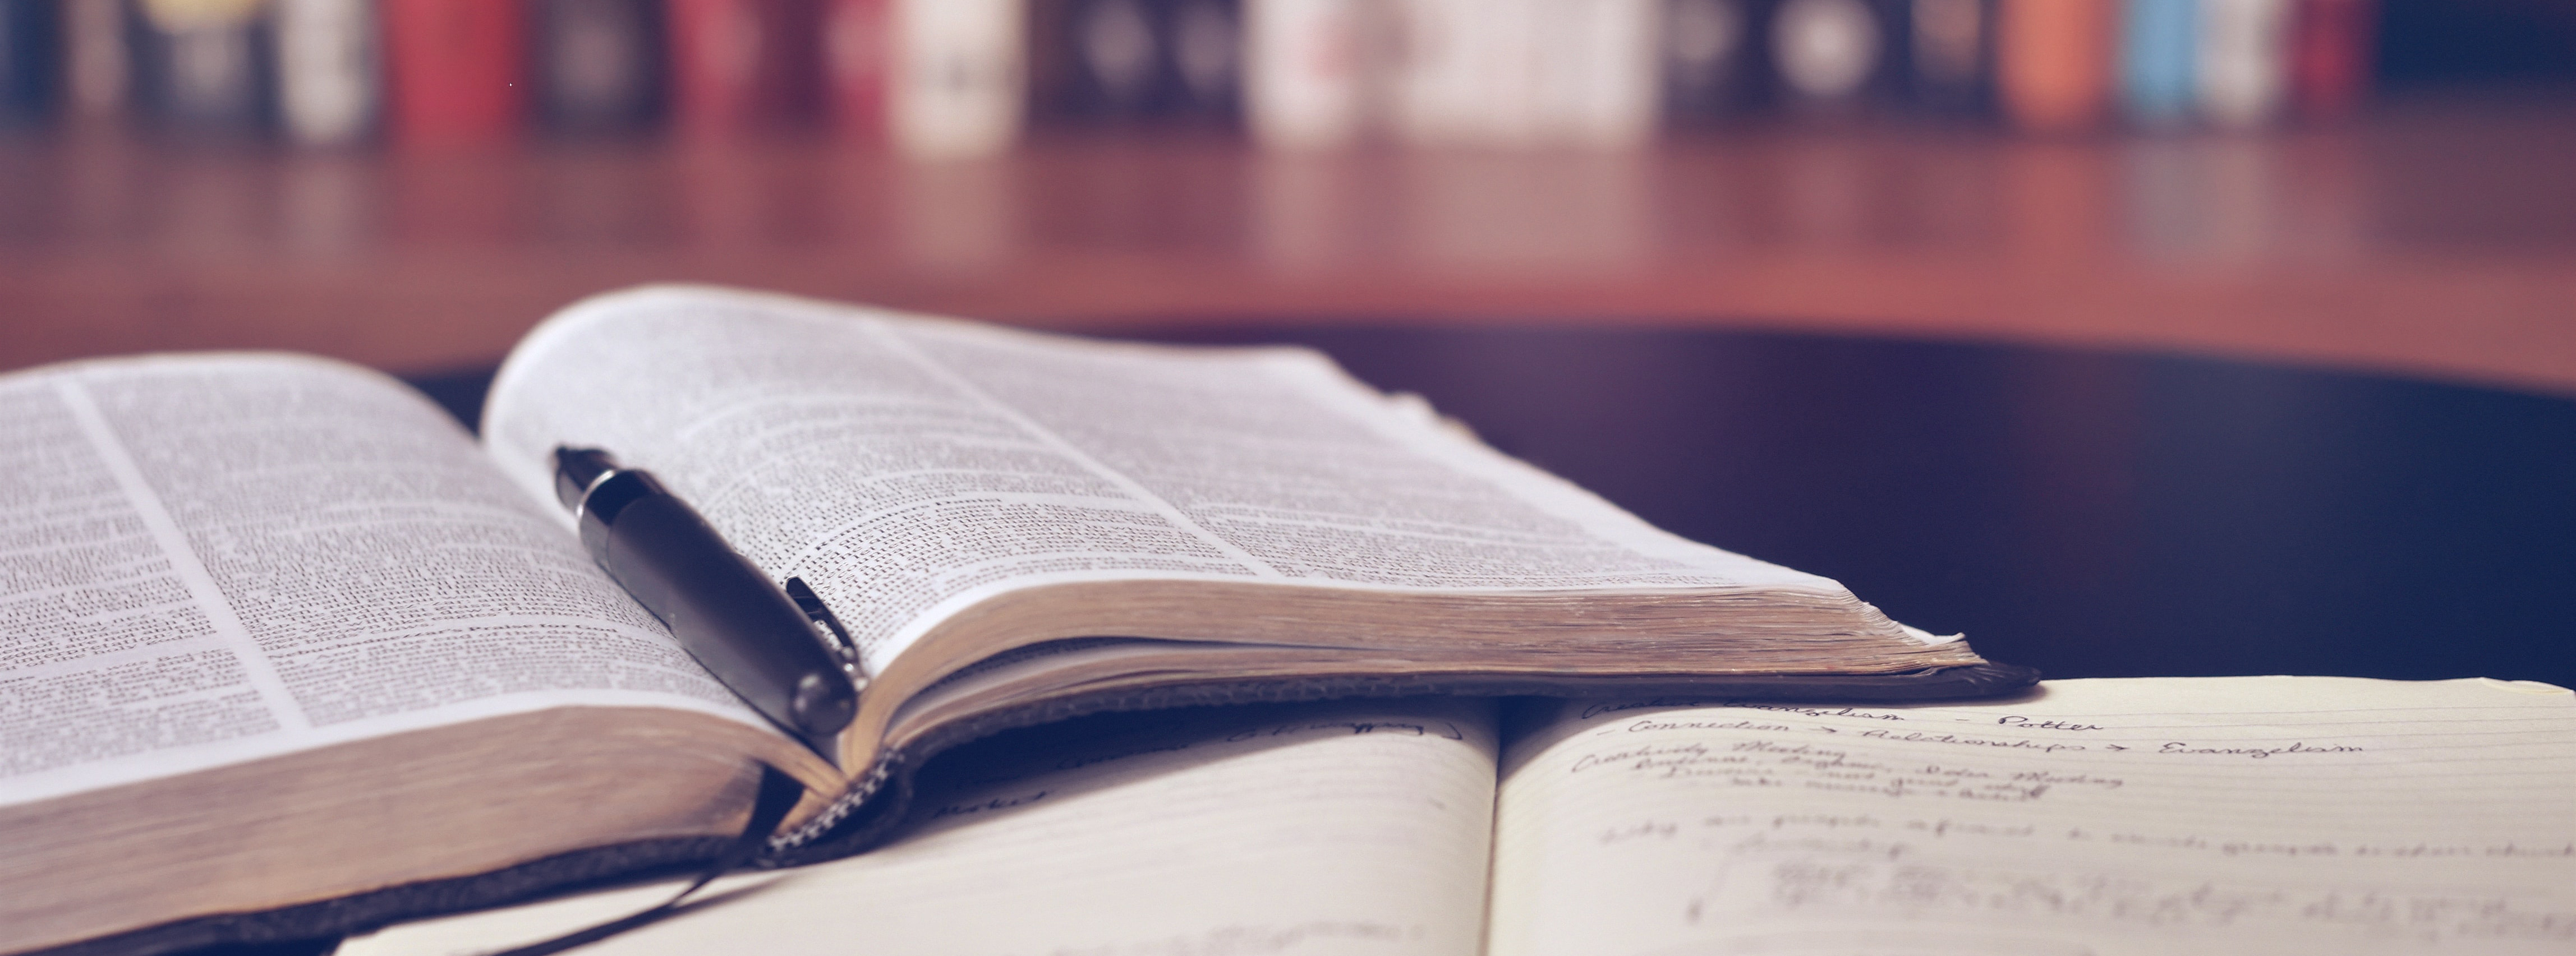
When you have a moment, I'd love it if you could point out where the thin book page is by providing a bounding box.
[1488,676,2576,956]
[339,698,1503,956]
[481,285,1887,673]
[0,355,769,807]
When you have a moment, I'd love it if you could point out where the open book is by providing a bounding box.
[0,285,2029,956]
[343,676,2576,956]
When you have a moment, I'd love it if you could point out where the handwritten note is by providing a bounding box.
[1489,676,2576,956]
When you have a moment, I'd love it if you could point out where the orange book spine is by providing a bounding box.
[2290,0,2372,118]
[1995,0,2114,132]
[384,0,527,144]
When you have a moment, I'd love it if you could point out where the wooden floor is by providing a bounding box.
[4,91,2573,393]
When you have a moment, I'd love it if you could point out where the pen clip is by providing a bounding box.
[784,576,867,694]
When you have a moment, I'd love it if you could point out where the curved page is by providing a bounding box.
[482,285,1903,675]
[0,355,769,807]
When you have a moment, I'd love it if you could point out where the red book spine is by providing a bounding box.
[2290,0,2372,119]
[825,0,893,137]
[384,0,527,144]
[667,0,824,135]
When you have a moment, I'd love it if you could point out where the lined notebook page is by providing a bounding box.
[339,699,1499,956]
[1489,676,2576,956]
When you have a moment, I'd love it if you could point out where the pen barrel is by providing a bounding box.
[577,470,858,740]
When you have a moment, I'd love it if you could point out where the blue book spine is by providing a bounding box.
[2120,0,2195,123]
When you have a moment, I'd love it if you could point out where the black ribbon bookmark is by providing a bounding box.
[479,764,808,956]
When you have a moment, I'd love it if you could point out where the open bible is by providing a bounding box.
[0,285,2030,956]
[343,676,2576,956]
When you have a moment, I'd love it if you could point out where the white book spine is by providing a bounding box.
[891,0,1026,160]
[273,0,378,144]
[1392,0,1655,149]
[1245,0,1373,150]
[2196,0,2289,127]
[1528,0,1658,146]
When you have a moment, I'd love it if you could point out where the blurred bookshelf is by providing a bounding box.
[2,0,2573,394]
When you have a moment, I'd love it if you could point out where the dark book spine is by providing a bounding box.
[1662,0,1773,124]
[131,0,275,133]
[0,0,65,126]
[384,0,527,144]
[1898,0,1991,116]
[1166,0,1240,121]
[532,0,664,133]
[272,0,379,144]
[1039,0,1171,122]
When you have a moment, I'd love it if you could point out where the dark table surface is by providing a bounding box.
[194,322,2576,956]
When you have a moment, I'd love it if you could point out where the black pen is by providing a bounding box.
[552,446,862,743]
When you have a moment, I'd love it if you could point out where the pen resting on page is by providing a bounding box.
[553,446,863,743]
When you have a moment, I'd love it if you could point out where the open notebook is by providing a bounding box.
[343,675,2576,956]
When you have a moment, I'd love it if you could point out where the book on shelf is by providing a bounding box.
[1766,0,1897,116]
[530,0,663,135]
[0,284,2032,956]
[381,0,525,143]
[1995,0,2114,131]
[665,0,824,136]
[343,677,2576,956]
[130,0,274,132]
[272,0,380,145]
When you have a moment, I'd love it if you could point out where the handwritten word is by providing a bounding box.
[1723,703,1908,721]
[1994,715,2106,732]
[1624,717,1791,735]
[2156,741,2362,758]
[1580,698,1724,720]
[1855,729,2087,753]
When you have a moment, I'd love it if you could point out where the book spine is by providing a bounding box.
[1662,0,1765,123]
[2196,0,2290,128]
[1167,0,1241,120]
[889,0,1025,159]
[1528,0,1658,146]
[1902,0,1992,115]
[273,0,379,144]
[134,0,275,132]
[531,0,663,134]
[1770,0,1895,114]
[1069,0,1169,119]
[65,0,127,117]
[1383,0,1493,146]
[0,0,64,126]
[383,0,526,144]
[2119,0,2196,125]
[2288,0,2367,118]
[1995,0,2113,131]
[1243,0,1373,149]
[824,0,891,136]
[667,0,825,136]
